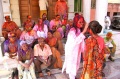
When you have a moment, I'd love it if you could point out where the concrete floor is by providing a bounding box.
[0,37,120,79]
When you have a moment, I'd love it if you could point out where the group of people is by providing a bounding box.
[62,15,116,79]
[1,13,66,79]
[1,2,116,79]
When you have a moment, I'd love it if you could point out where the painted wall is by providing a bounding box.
[1,0,11,18]
[68,0,74,19]
[0,1,4,37]
[108,3,120,19]
[108,0,120,3]
[10,0,21,27]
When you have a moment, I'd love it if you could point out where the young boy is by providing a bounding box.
[104,32,116,61]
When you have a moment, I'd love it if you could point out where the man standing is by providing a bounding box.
[104,16,111,30]
[39,0,48,18]
[55,0,68,19]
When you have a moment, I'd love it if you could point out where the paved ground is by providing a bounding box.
[36,58,120,79]
[0,38,120,79]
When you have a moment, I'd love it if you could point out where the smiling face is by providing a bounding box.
[77,18,84,28]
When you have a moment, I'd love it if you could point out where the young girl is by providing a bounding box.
[80,21,106,79]
[62,15,87,79]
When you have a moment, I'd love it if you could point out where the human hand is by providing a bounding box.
[24,64,30,69]
[82,23,88,34]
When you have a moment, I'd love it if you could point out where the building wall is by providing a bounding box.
[1,0,11,18]
[0,0,4,37]
[108,0,120,3]
[108,3,120,19]
[10,0,21,27]
[68,0,75,19]
[1,0,21,27]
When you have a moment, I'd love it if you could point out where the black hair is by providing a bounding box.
[27,15,30,18]
[88,20,102,34]
[48,30,54,34]
[42,13,47,17]
[74,13,79,16]
[55,14,60,17]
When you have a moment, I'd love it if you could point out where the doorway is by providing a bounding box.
[19,0,62,24]
[19,0,40,24]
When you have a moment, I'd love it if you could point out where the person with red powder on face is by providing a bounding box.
[62,15,88,79]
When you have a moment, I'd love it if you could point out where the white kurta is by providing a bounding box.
[39,0,48,10]
[62,28,85,76]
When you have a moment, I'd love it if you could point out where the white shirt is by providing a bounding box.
[104,16,111,29]
[33,24,48,38]
[39,0,48,10]
[34,44,52,62]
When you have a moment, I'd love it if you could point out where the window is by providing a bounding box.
[91,0,96,9]
[113,12,117,16]
[74,0,82,12]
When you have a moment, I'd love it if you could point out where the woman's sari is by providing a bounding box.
[47,37,63,68]
[80,36,105,79]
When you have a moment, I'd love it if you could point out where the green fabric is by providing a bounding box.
[74,0,82,12]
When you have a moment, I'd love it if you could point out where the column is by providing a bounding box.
[68,0,74,19]
[83,0,91,23]
[95,0,108,33]
[0,0,4,58]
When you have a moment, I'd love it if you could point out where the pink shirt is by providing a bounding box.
[20,30,37,44]
[33,24,48,38]
[34,44,52,61]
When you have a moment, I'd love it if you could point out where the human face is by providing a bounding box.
[38,37,45,47]
[9,36,16,43]
[77,18,84,28]
[87,28,92,35]
[21,43,28,51]
[106,34,112,39]
[47,32,53,39]
[42,14,47,19]
[25,26,32,32]
[69,20,73,26]
[38,19,43,25]
[55,16,60,21]
[5,16,11,22]
[27,16,32,21]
